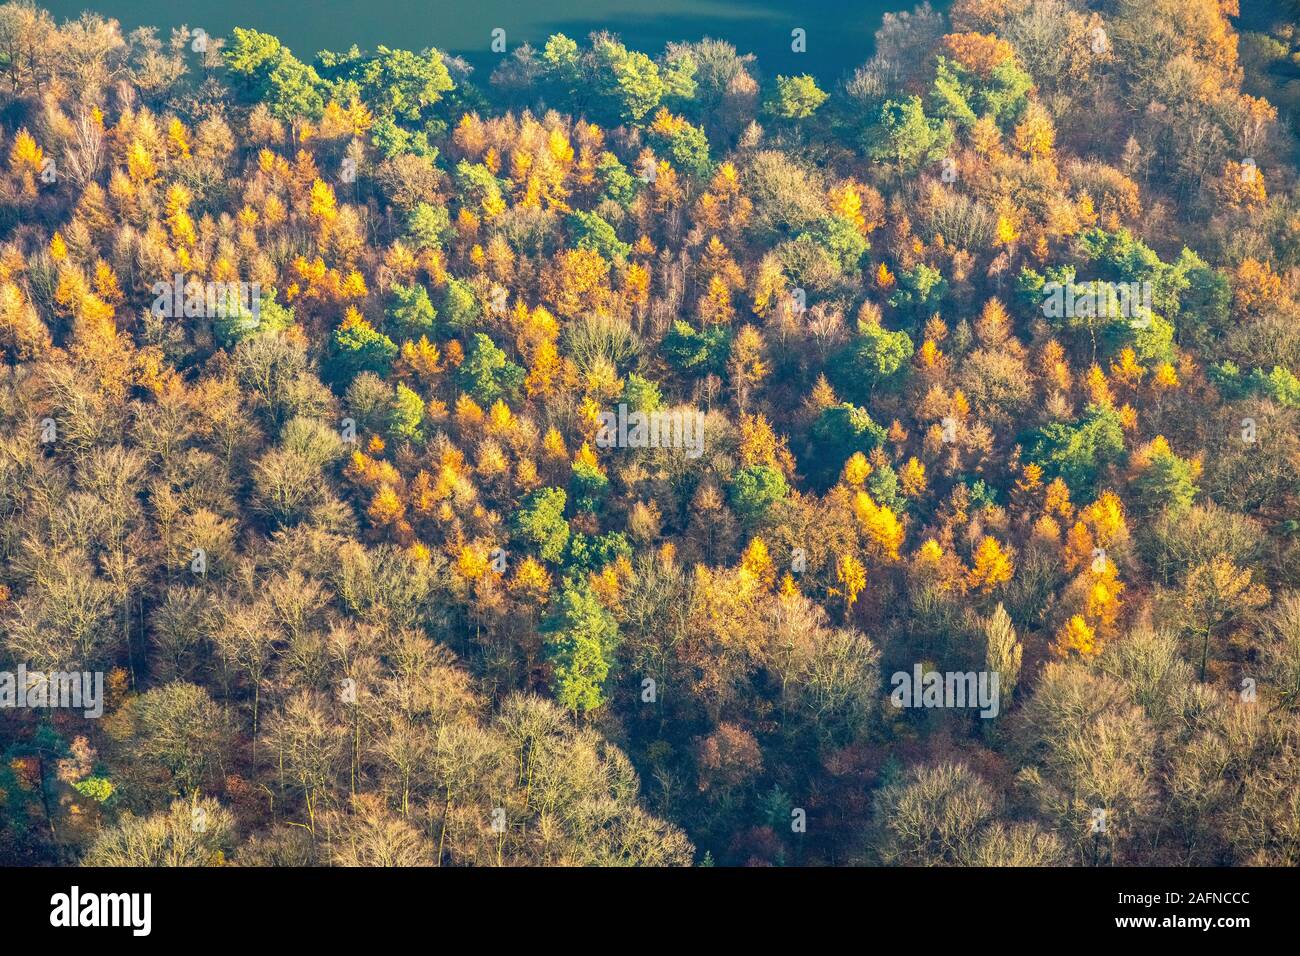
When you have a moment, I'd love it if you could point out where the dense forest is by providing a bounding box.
[1,0,1300,867]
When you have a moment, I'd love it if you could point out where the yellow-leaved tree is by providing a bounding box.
[967,536,1014,593]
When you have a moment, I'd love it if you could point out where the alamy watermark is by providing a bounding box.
[150,274,262,322]
[1041,280,1153,324]
[0,664,104,718]
[889,665,1000,718]
[595,403,705,459]
[50,886,151,936]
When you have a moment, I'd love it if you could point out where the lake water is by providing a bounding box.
[40,0,931,84]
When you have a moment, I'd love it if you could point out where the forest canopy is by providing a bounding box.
[2,0,1300,867]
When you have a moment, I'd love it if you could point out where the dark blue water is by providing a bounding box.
[41,0,932,83]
